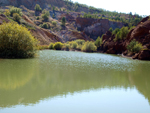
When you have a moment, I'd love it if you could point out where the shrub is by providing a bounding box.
[4,9,10,16]
[41,9,50,21]
[81,41,97,52]
[109,27,113,32]
[71,41,78,49]
[127,39,143,53]
[38,45,49,50]
[52,21,57,26]
[0,22,38,58]
[35,4,42,11]
[36,16,40,20]
[10,7,22,16]
[54,42,63,50]
[13,13,21,23]
[114,27,129,41]
[39,23,49,29]
[75,39,85,45]
[112,28,120,35]
[95,36,103,47]
[49,43,54,49]
[63,44,70,50]
[61,17,66,26]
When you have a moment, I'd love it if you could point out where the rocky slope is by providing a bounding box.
[101,16,150,60]
[76,17,123,40]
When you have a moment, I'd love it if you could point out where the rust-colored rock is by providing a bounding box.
[138,50,150,60]
[124,16,150,60]
[75,17,124,40]
[102,31,126,54]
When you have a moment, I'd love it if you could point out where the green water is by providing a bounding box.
[0,50,150,113]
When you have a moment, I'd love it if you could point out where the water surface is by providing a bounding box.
[0,50,150,113]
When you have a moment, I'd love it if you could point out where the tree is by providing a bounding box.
[0,22,38,58]
[109,27,113,32]
[61,17,66,26]
[13,13,21,23]
[41,9,50,21]
[95,36,103,48]
[35,4,42,11]
[10,7,22,16]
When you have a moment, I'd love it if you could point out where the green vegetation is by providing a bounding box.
[49,43,54,49]
[113,27,129,41]
[38,45,49,50]
[61,17,66,26]
[10,7,22,16]
[54,42,64,50]
[81,41,97,52]
[71,41,78,49]
[63,0,142,26]
[13,13,21,23]
[95,36,103,48]
[35,4,42,11]
[52,21,57,26]
[4,9,10,16]
[63,44,70,50]
[0,22,38,58]
[127,39,143,53]
[75,39,85,45]
[36,16,40,20]
[109,27,113,32]
[39,23,49,29]
[41,9,50,21]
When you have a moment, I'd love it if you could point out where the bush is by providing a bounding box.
[54,42,63,50]
[49,43,54,49]
[39,23,49,29]
[63,44,70,51]
[38,45,49,50]
[127,39,143,53]
[0,22,38,58]
[10,7,22,16]
[112,28,120,35]
[41,9,50,21]
[13,13,21,23]
[61,17,66,26]
[114,27,129,41]
[81,41,97,52]
[75,39,85,45]
[95,36,103,47]
[4,9,10,16]
[109,27,113,32]
[35,4,42,11]
[71,41,78,49]
[52,21,57,26]
[36,16,40,20]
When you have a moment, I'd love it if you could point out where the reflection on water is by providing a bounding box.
[0,50,150,112]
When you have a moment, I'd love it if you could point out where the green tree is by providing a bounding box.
[41,9,50,21]
[109,27,113,32]
[10,7,22,16]
[61,17,66,26]
[0,22,38,58]
[127,39,143,53]
[81,41,97,52]
[95,36,103,48]
[13,13,21,23]
[35,4,42,11]
[54,42,63,50]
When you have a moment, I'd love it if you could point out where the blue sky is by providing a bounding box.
[71,0,149,16]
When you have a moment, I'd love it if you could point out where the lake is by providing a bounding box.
[0,50,150,113]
